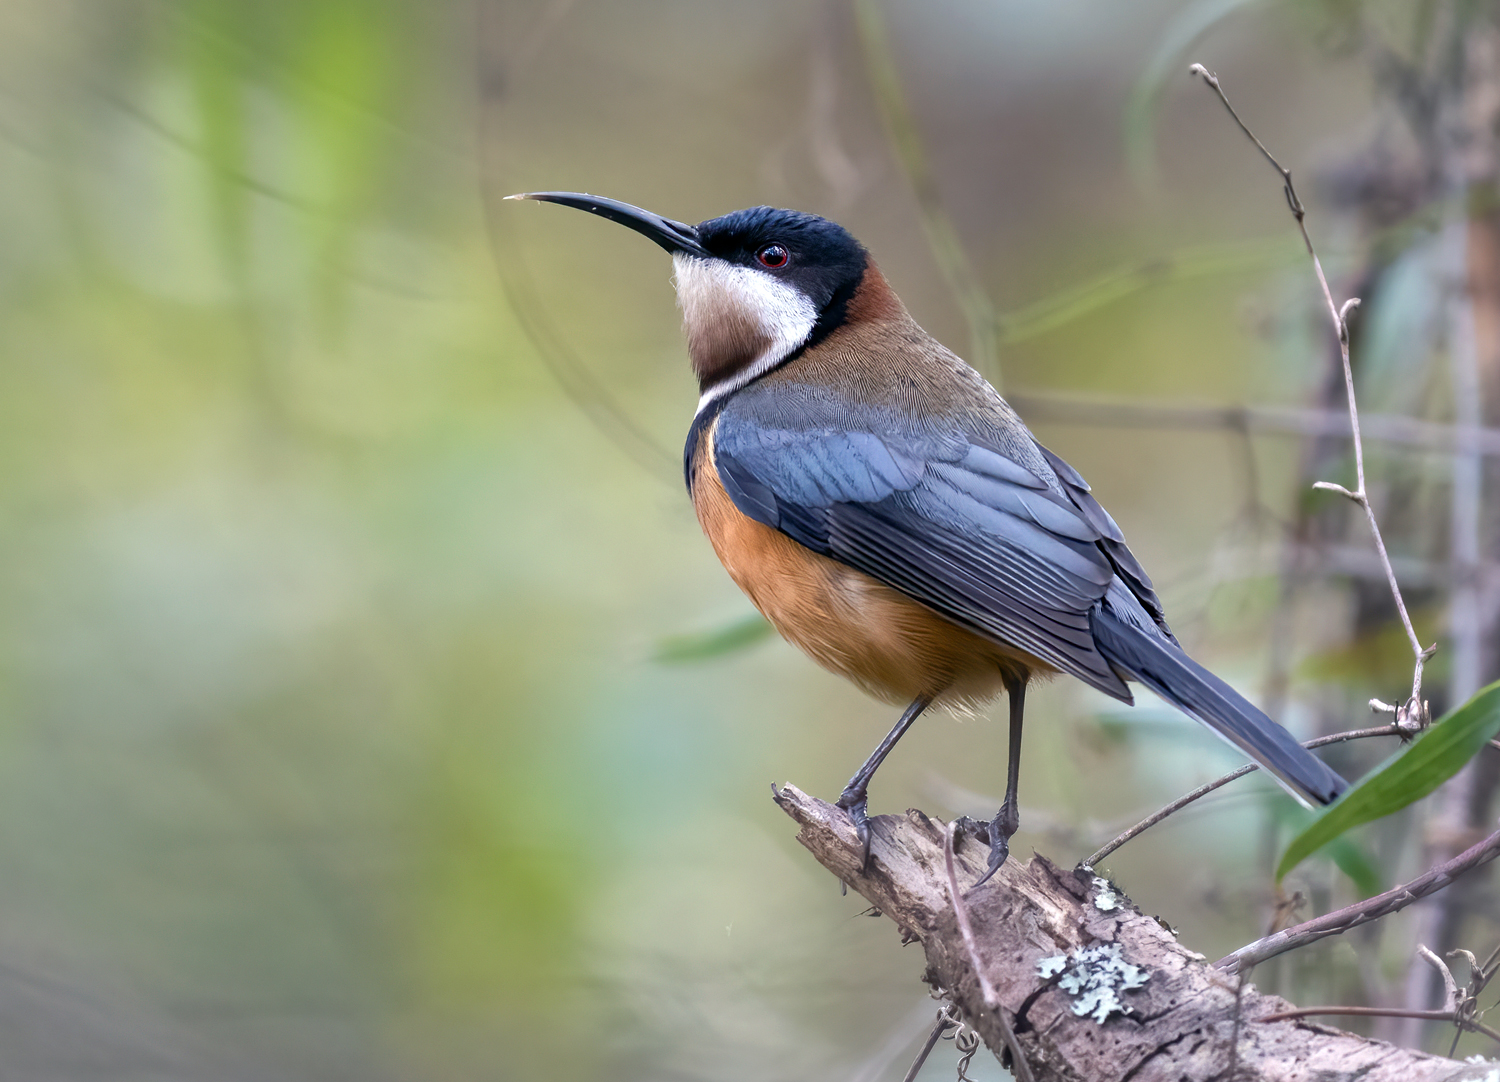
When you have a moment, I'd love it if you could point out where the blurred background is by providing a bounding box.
[0,0,1497,1078]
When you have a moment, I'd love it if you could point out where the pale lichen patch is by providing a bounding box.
[1037,955,1067,979]
[1092,877,1121,911]
[1462,1055,1500,1082]
[1035,943,1149,1024]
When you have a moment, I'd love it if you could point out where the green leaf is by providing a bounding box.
[1277,680,1500,882]
[1324,836,1383,899]
[653,614,773,664]
[1271,798,1382,898]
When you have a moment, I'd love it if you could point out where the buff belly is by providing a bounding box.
[691,450,1048,710]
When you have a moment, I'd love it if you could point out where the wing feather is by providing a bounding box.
[1036,444,1174,641]
[704,370,1345,806]
[712,388,1143,699]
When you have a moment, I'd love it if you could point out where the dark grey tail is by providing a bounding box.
[1091,605,1348,807]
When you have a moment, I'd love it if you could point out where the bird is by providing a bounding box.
[509,190,1350,882]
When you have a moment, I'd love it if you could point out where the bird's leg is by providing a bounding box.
[836,694,933,870]
[975,675,1027,888]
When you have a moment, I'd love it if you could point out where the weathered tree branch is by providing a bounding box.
[775,784,1496,1081]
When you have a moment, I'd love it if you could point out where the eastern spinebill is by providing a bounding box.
[510,191,1349,882]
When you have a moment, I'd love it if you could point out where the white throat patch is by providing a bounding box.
[672,255,818,414]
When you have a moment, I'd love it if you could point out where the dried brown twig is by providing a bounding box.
[942,822,1034,1082]
[1253,1005,1500,1044]
[899,1005,960,1082]
[1254,944,1500,1048]
[1190,63,1437,732]
[944,821,997,1008]
[1082,725,1404,869]
[1443,942,1500,1056]
[1215,824,1500,973]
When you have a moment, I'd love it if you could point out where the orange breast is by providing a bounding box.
[690,424,1048,710]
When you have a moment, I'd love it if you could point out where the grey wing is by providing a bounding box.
[711,391,1134,700]
[1035,444,1177,644]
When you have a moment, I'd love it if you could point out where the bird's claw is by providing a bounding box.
[971,833,1009,890]
[970,808,1015,890]
[836,787,872,871]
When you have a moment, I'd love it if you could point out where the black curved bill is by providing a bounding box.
[506,191,708,257]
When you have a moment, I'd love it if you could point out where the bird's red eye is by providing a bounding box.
[756,244,790,269]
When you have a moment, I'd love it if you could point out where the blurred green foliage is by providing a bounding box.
[0,0,1483,1078]
[654,613,775,663]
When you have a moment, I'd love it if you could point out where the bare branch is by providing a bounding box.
[1005,391,1500,460]
[943,822,1034,1082]
[900,1006,959,1082]
[1253,1005,1500,1045]
[1083,725,1404,870]
[945,821,998,1008]
[774,784,1487,1080]
[1216,825,1500,973]
[1420,945,1462,1013]
[1190,62,1437,731]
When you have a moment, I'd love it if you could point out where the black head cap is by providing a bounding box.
[695,206,868,315]
[510,193,871,322]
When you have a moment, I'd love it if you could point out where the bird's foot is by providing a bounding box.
[971,807,1016,890]
[835,786,872,871]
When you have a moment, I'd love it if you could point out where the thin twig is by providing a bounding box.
[942,822,1034,1082]
[1420,944,1461,1012]
[1190,63,1437,732]
[1216,825,1500,973]
[1082,725,1403,869]
[900,1005,958,1082]
[1253,1005,1500,1044]
[1225,966,1250,1081]
[1447,940,1500,1057]
[1007,391,1500,459]
[945,822,996,1007]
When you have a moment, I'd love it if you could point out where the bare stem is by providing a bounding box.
[945,822,995,1007]
[1215,824,1500,973]
[942,822,1034,1082]
[900,1005,958,1082]
[1190,63,1436,731]
[1082,725,1403,869]
[1253,1005,1500,1045]
[1004,390,1500,459]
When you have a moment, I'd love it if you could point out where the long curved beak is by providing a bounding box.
[506,192,708,258]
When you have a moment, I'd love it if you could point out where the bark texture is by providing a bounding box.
[773,783,1496,1082]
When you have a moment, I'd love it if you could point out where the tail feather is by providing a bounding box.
[1091,603,1348,807]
